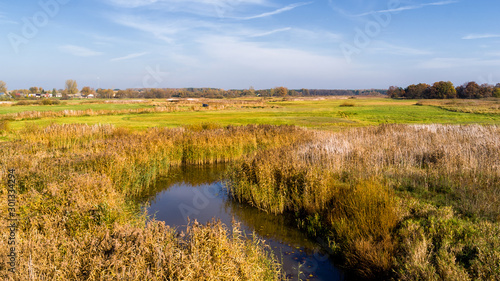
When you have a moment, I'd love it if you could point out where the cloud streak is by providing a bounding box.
[462,34,500,40]
[370,41,432,56]
[110,15,188,43]
[111,52,148,61]
[418,57,500,69]
[105,0,268,17]
[237,2,312,20]
[59,45,103,57]
[354,0,458,17]
[0,13,18,24]
[107,0,267,9]
[248,27,292,37]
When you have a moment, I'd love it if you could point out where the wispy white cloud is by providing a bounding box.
[290,28,342,42]
[106,0,266,9]
[462,34,500,40]
[105,0,269,18]
[105,0,159,8]
[190,35,356,88]
[110,15,194,43]
[236,2,312,20]
[59,45,103,57]
[248,27,291,37]
[111,52,148,61]
[354,1,458,17]
[418,57,500,69]
[0,13,18,24]
[370,41,432,56]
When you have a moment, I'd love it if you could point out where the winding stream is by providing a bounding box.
[143,164,344,280]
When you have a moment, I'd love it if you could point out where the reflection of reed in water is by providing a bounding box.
[137,164,227,202]
[223,198,320,251]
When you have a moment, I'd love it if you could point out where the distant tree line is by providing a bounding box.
[100,87,387,99]
[3,78,388,100]
[389,81,500,99]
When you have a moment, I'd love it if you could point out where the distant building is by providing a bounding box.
[87,94,95,98]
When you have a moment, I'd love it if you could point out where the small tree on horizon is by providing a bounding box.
[29,86,39,94]
[65,79,78,96]
[274,86,288,97]
[429,81,456,99]
[0,81,7,94]
[81,86,94,97]
[494,87,500,98]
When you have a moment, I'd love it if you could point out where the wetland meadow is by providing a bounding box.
[0,97,499,280]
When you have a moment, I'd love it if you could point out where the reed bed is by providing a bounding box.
[2,106,182,121]
[228,124,500,279]
[417,99,500,114]
[1,99,271,122]
[0,123,309,280]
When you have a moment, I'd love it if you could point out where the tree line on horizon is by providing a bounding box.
[1,79,387,99]
[388,81,500,99]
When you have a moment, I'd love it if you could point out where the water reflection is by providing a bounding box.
[144,164,344,281]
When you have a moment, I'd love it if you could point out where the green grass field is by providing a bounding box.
[0,99,154,114]
[1,97,498,132]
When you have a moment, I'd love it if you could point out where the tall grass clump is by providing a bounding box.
[0,123,309,280]
[13,99,61,106]
[0,120,9,133]
[228,148,399,278]
[17,123,311,197]
[228,124,500,279]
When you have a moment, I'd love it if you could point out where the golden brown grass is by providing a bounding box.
[228,124,500,279]
[0,120,9,133]
[0,123,311,280]
[2,122,498,280]
[0,218,282,280]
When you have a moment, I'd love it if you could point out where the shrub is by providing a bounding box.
[340,101,355,107]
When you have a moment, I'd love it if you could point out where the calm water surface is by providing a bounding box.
[143,165,344,281]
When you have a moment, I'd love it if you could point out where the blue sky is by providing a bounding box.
[1,0,499,90]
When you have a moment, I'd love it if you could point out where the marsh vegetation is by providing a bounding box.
[228,124,500,279]
[0,124,308,279]
[0,98,499,280]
